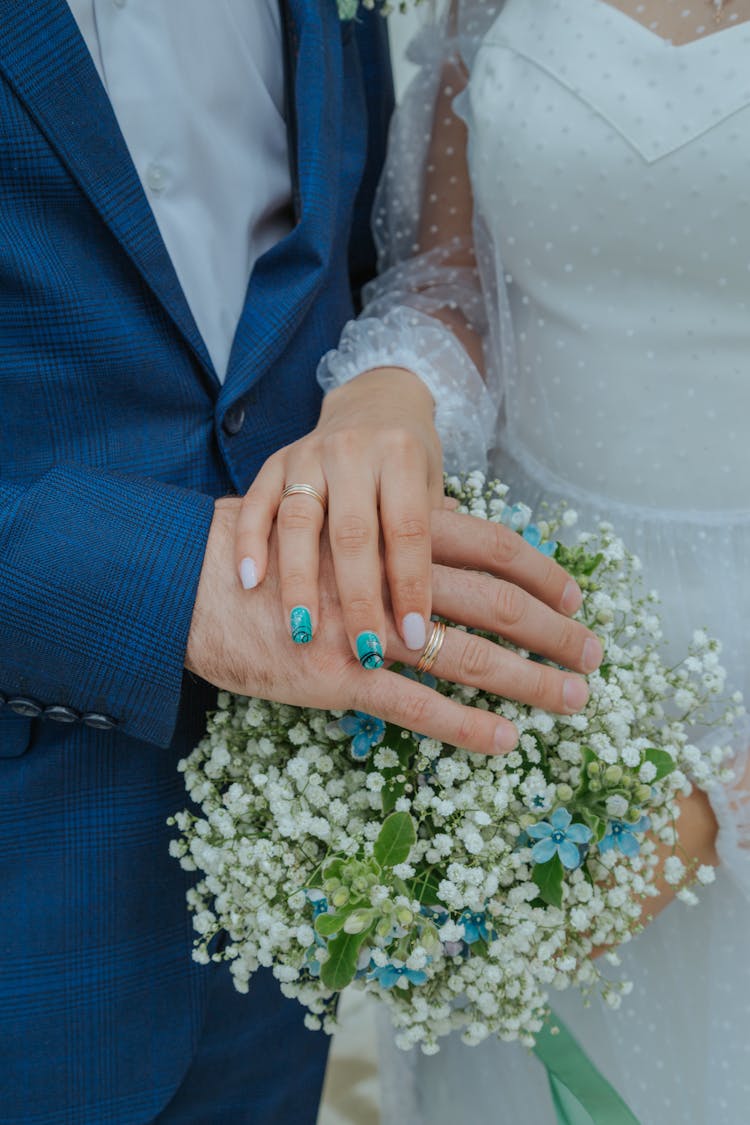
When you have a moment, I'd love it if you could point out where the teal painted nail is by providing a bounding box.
[356,631,384,670]
[290,605,313,645]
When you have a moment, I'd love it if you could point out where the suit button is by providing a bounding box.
[82,712,118,731]
[7,697,42,718]
[44,705,80,724]
[222,405,245,436]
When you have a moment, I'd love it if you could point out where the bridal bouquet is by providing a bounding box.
[169,473,742,1054]
[337,0,425,19]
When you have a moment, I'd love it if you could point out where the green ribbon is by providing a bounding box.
[533,1011,641,1125]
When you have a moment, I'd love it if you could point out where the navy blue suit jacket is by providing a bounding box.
[0,1,393,1120]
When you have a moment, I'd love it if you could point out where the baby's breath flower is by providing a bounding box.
[171,472,739,1056]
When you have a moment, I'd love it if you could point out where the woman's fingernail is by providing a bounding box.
[494,724,519,753]
[402,613,427,651]
[561,579,583,615]
[290,605,313,645]
[240,557,258,590]
[563,676,589,712]
[356,631,384,670]
[582,636,603,673]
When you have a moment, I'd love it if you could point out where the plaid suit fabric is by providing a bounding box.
[0,0,393,1121]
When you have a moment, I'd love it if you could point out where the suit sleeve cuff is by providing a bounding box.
[0,465,215,748]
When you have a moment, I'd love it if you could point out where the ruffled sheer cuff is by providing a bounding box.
[317,305,497,472]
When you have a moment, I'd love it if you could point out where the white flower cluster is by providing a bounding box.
[170,473,743,1054]
[336,0,425,21]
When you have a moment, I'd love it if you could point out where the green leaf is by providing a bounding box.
[532,852,564,909]
[314,912,345,938]
[408,868,443,906]
[381,777,406,816]
[373,811,417,869]
[579,746,596,768]
[574,747,597,797]
[320,929,370,990]
[321,857,345,882]
[554,544,604,582]
[580,809,607,843]
[643,748,676,781]
[379,722,409,753]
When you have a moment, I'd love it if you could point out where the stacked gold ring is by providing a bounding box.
[415,620,447,675]
[280,483,327,513]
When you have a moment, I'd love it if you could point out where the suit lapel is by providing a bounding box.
[219,0,345,410]
[0,0,216,384]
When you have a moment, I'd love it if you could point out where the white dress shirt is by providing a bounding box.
[67,0,292,380]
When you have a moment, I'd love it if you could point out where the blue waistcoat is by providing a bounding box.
[0,1,393,1120]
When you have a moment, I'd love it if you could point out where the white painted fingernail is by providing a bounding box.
[402,613,427,651]
[239,557,258,590]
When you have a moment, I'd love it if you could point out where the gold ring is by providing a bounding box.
[280,483,327,513]
[415,620,447,675]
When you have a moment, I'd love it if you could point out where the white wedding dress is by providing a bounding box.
[320,1,750,1121]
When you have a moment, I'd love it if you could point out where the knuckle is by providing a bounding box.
[398,693,432,733]
[525,662,549,703]
[389,516,430,549]
[384,427,419,458]
[457,636,492,683]
[277,502,320,534]
[332,516,372,557]
[323,429,361,462]
[492,581,525,627]
[346,594,378,621]
[454,711,480,751]
[557,617,581,657]
[492,524,522,567]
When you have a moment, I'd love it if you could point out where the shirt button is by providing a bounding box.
[82,712,118,732]
[145,163,168,194]
[7,697,42,719]
[113,0,127,7]
[222,405,246,436]
[44,705,80,725]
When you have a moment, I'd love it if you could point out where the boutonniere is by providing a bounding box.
[337,0,423,19]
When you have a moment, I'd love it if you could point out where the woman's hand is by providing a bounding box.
[234,367,443,661]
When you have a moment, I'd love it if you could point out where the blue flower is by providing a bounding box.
[526,807,592,870]
[501,502,532,531]
[368,960,428,989]
[459,909,490,944]
[338,712,386,760]
[522,523,557,557]
[309,896,329,920]
[599,815,651,857]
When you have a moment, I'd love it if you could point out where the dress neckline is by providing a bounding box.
[480,0,750,161]
[587,0,750,49]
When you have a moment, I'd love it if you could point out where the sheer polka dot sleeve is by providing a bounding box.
[317,3,504,472]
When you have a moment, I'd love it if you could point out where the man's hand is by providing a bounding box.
[187,498,602,755]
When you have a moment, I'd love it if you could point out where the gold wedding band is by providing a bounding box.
[280,483,327,513]
[415,620,447,675]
